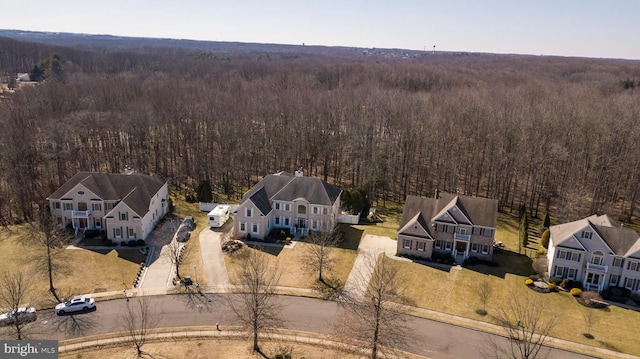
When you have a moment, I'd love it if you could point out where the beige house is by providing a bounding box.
[547,214,640,293]
[397,192,498,262]
[234,170,342,240]
[47,170,169,242]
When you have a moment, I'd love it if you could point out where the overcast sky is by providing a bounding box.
[3,1,639,59]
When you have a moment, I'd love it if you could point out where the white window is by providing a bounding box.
[120,212,128,221]
[591,251,604,265]
[417,241,425,251]
[313,206,319,215]
[246,208,252,217]
[403,239,412,249]
[92,203,102,211]
[275,217,280,225]
[471,243,478,252]
[94,218,102,228]
[284,204,291,211]
[610,274,619,286]
[481,245,489,254]
[251,223,259,234]
[323,208,328,215]
[128,228,135,238]
[274,202,280,210]
[53,201,61,209]
[313,220,319,229]
[434,240,442,249]
[554,266,564,277]
[625,278,639,291]
[114,227,122,238]
[445,241,452,251]
[567,268,576,280]
[284,217,290,226]
[63,203,73,211]
[571,252,582,262]
[613,258,624,267]
[239,222,246,232]
[581,231,593,239]
[628,261,639,271]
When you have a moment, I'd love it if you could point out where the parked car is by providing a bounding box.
[0,307,36,327]
[182,216,195,230]
[55,297,95,315]
[176,225,191,242]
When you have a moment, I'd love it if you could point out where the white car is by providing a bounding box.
[55,297,95,315]
[0,307,37,327]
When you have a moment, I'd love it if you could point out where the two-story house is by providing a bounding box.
[397,192,499,262]
[234,170,342,240]
[47,170,169,243]
[547,214,640,293]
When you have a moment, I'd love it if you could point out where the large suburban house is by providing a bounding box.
[47,170,169,242]
[547,214,640,293]
[234,170,342,240]
[397,192,499,262]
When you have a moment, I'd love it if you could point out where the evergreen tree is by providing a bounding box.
[540,229,550,249]
[543,212,551,228]
[196,180,213,203]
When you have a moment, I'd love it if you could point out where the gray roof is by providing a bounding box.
[48,171,166,217]
[399,193,498,236]
[551,214,640,257]
[242,172,342,215]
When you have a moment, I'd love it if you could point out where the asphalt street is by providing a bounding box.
[20,294,596,359]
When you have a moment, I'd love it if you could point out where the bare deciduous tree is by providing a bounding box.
[0,270,34,340]
[487,292,557,359]
[302,230,339,284]
[163,232,187,281]
[228,248,282,355]
[476,278,492,315]
[120,295,158,358]
[583,309,598,339]
[335,254,414,359]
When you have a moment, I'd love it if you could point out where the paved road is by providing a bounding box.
[19,295,597,359]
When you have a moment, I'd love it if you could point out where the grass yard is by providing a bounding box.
[225,242,356,294]
[0,225,143,308]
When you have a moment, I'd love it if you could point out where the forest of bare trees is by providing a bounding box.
[1,36,640,225]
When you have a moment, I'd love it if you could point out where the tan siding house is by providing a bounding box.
[397,193,498,262]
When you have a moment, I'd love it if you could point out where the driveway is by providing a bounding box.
[342,234,403,300]
[199,227,231,292]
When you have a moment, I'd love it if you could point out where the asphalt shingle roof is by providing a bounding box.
[399,193,498,236]
[242,172,342,212]
[47,171,166,217]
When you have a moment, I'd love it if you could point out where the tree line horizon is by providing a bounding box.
[1,35,640,226]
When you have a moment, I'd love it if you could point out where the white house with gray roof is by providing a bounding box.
[234,170,342,240]
[397,192,499,262]
[47,170,169,242]
[547,214,640,293]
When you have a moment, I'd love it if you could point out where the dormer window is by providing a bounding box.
[581,231,593,239]
[246,208,252,217]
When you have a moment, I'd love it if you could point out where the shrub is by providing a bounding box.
[570,288,582,296]
[137,239,146,246]
[540,229,550,249]
[528,274,539,281]
[127,240,137,247]
[547,283,556,291]
[525,279,534,285]
[246,233,252,241]
[549,277,562,285]
[537,248,547,255]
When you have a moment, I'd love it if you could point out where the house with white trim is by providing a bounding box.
[547,214,640,293]
[47,170,169,242]
[234,170,342,240]
[397,192,499,262]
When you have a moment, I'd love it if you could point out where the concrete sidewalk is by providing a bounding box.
[342,234,402,300]
[199,228,231,292]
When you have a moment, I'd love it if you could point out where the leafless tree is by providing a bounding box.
[25,203,70,302]
[476,278,492,315]
[335,253,414,359]
[228,248,282,355]
[0,270,34,340]
[583,309,598,339]
[120,295,158,358]
[164,236,186,281]
[302,230,339,284]
[486,291,557,359]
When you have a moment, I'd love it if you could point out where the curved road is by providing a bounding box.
[25,294,596,359]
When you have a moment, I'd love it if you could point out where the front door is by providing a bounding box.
[454,241,467,258]
[298,218,306,228]
[78,218,88,229]
[586,272,601,289]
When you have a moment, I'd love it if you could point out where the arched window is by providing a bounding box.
[297,204,306,215]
